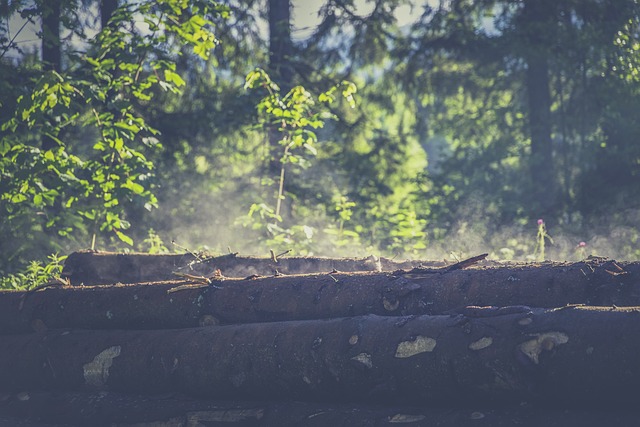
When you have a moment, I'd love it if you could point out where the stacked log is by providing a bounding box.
[0,252,639,426]
[60,250,429,286]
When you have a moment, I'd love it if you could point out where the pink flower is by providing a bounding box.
[578,241,587,248]
[537,219,544,226]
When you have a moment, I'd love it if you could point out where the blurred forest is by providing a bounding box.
[1,0,640,282]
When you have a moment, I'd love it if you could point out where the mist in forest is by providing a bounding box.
[2,0,640,279]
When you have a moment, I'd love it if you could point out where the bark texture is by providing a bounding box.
[1,307,640,406]
[2,259,638,334]
[62,250,424,285]
[1,391,639,427]
[2,255,639,425]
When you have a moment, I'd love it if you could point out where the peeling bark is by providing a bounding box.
[2,257,639,423]
[1,307,639,406]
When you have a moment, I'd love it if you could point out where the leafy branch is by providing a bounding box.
[243,68,356,249]
[0,0,226,248]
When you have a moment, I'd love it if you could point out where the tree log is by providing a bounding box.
[1,307,639,406]
[62,251,431,285]
[1,260,638,334]
[1,391,639,427]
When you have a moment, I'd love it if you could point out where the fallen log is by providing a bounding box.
[1,260,638,334]
[62,251,429,285]
[1,307,639,406]
[1,391,640,427]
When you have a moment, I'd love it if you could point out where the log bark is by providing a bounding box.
[2,260,638,334]
[1,307,639,406]
[1,391,639,427]
[62,251,428,285]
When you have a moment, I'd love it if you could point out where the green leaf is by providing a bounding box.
[123,179,145,195]
[115,230,134,246]
[79,210,96,220]
[0,140,10,156]
[114,122,140,133]
[164,70,186,87]
[304,143,318,156]
[10,193,27,203]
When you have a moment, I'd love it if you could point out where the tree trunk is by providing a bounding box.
[2,259,638,334]
[1,307,639,406]
[268,0,293,90]
[2,391,639,427]
[100,0,118,30]
[40,0,62,72]
[39,0,63,152]
[267,0,294,201]
[522,0,556,217]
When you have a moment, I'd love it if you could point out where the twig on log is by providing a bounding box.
[166,283,209,294]
[400,253,488,277]
[269,249,292,264]
[445,253,489,271]
[170,272,223,289]
[604,262,627,276]
[171,239,205,263]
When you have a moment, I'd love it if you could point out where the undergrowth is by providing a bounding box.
[0,254,67,290]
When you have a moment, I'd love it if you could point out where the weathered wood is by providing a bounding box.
[2,260,638,334]
[1,391,639,427]
[1,307,639,406]
[62,250,428,285]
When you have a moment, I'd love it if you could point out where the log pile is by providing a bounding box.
[1,251,639,426]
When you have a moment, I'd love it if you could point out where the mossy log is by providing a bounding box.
[1,391,640,427]
[1,260,638,334]
[1,307,639,406]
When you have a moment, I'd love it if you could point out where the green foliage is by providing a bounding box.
[241,68,358,253]
[534,219,554,261]
[323,195,360,247]
[2,0,640,278]
[140,228,170,254]
[0,0,225,273]
[0,254,66,290]
[613,16,640,84]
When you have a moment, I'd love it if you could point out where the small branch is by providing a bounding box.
[274,141,292,218]
[171,272,223,289]
[445,253,489,272]
[401,253,488,278]
[0,18,31,60]
[171,240,204,263]
[269,249,291,264]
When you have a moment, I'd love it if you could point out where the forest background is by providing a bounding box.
[1,0,640,287]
